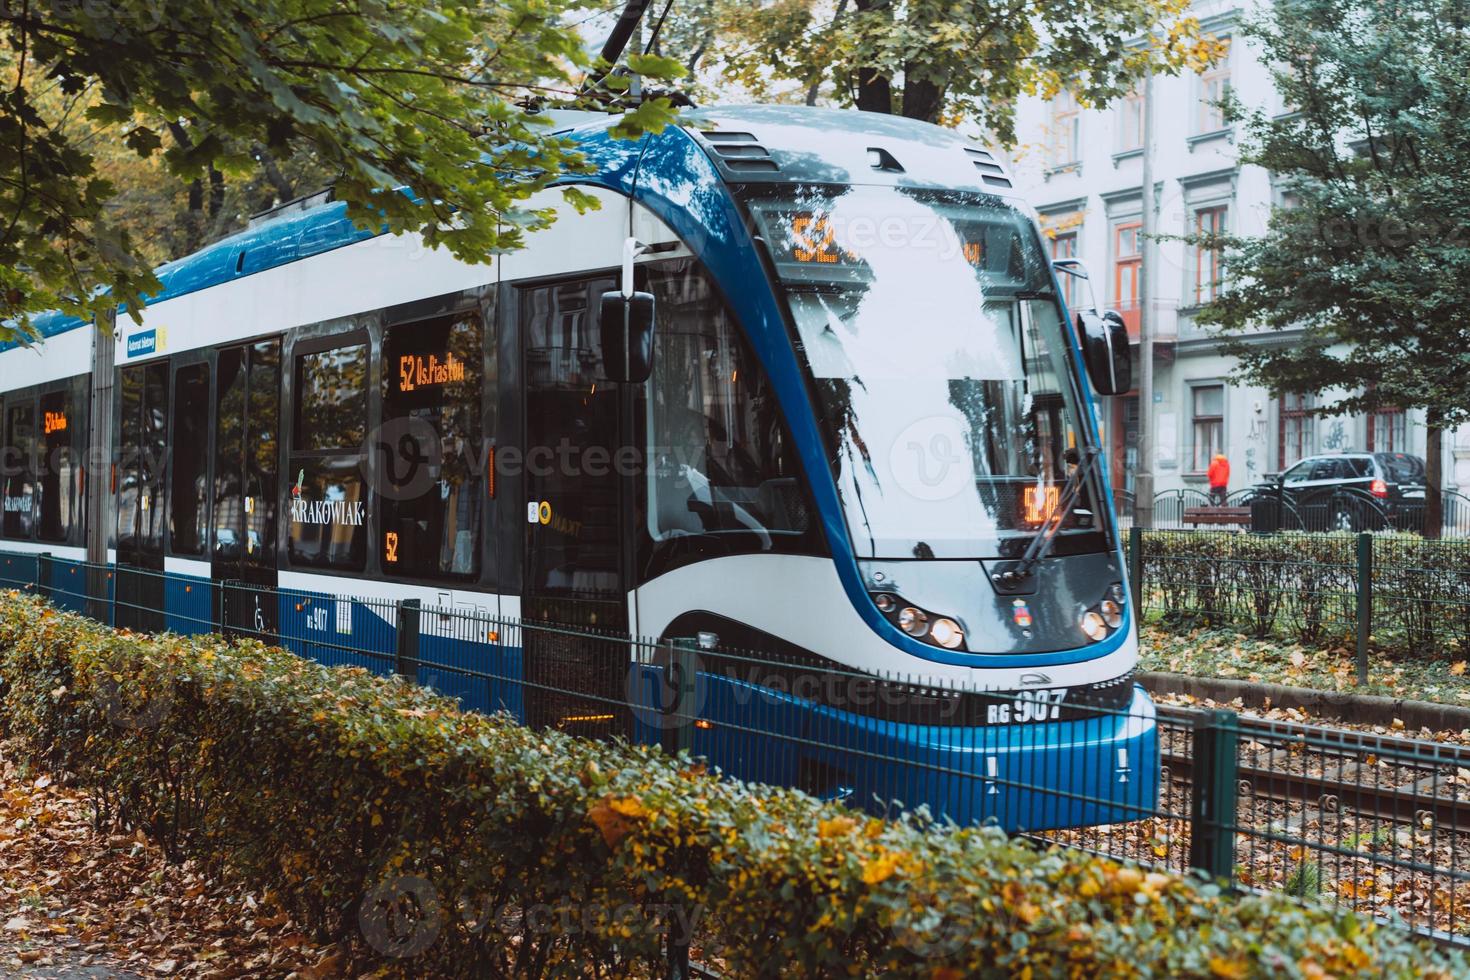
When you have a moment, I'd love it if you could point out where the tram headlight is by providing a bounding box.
[898,607,929,637]
[1100,599,1123,630]
[874,593,897,613]
[929,617,964,649]
[1079,608,1108,642]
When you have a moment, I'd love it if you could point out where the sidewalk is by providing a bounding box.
[0,751,341,978]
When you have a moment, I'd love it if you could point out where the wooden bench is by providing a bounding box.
[1182,506,1252,527]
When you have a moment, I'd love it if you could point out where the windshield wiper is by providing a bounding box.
[994,446,1100,588]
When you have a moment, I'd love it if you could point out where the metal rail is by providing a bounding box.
[1159,705,1470,836]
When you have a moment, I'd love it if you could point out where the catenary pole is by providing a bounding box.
[1132,63,1156,529]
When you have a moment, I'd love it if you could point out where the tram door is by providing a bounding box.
[519,275,630,737]
[115,360,169,632]
[211,339,282,638]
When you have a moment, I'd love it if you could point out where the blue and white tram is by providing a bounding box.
[0,104,1156,831]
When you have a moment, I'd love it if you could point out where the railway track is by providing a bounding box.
[1157,706,1470,828]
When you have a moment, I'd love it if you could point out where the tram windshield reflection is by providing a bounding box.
[751,185,1108,560]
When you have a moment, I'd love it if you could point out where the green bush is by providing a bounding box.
[1133,531,1470,658]
[0,592,1462,978]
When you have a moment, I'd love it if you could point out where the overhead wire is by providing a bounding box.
[643,0,676,55]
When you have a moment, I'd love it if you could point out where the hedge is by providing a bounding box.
[0,592,1462,978]
[1139,531,1470,658]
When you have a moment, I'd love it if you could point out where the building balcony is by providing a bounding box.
[1115,301,1140,341]
[1113,300,1177,351]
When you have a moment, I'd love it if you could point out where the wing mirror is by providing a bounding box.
[1076,308,1132,396]
[1052,257,1132,396]
[599,237,656,384]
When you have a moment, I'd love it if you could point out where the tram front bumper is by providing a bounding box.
[669,676,1160,834]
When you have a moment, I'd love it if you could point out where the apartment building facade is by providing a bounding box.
[1009,1,1467,501]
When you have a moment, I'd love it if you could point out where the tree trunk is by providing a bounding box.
[901,75,944,123]
[1417,411,1440,540]
[1425,412,1444,539]
[207,166,225,219]
[854,66,892,113]
[851,0,893,113]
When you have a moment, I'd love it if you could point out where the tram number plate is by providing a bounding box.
[987,689,1066,725]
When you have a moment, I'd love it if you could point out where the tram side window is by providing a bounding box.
[118,363,170,557]
[37,388,80,543]
[169,364,209,555]
[2,399,35,539]
[288,341,368,571]
[378,312,483,579]
[644,260,812,551]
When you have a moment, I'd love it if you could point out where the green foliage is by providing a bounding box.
[0,592,1464,976]
[1285,861,1322,901]
[1195,0,1470,428]
[0,1,684,340]
[1136,530,1470,659]
[658,0,1224,137]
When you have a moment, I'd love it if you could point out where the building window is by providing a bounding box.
[1118,89,1144,152]
[1368,407,1406,452]
[1192,205,1227,304]
[1113,220,1142,336]
[1049,229,1080,311]
[1191,384,1225,472]
[1279,392,1314,468]
[1049,90,1080,168]
[1198,50,1231,133]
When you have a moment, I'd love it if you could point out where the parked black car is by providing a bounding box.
[1250,452,1426,532]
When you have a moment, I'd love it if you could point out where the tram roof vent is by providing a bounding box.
[700,131,780,173]
[248,185,337,228]
[963,147,1012,188]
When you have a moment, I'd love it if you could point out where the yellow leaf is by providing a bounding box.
[1209,957,1249,979]
[587,804,633,849]
[1451,661,1467,676]
[370,812,382,827]
[818,816,856,839]
[608,796,647,819]
[861,851,900,885]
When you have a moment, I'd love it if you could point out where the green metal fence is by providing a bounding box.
[2,552,1469,948]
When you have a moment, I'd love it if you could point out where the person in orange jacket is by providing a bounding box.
[1207,453,1230,505]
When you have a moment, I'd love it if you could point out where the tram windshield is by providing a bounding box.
[749,185,1106,560]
